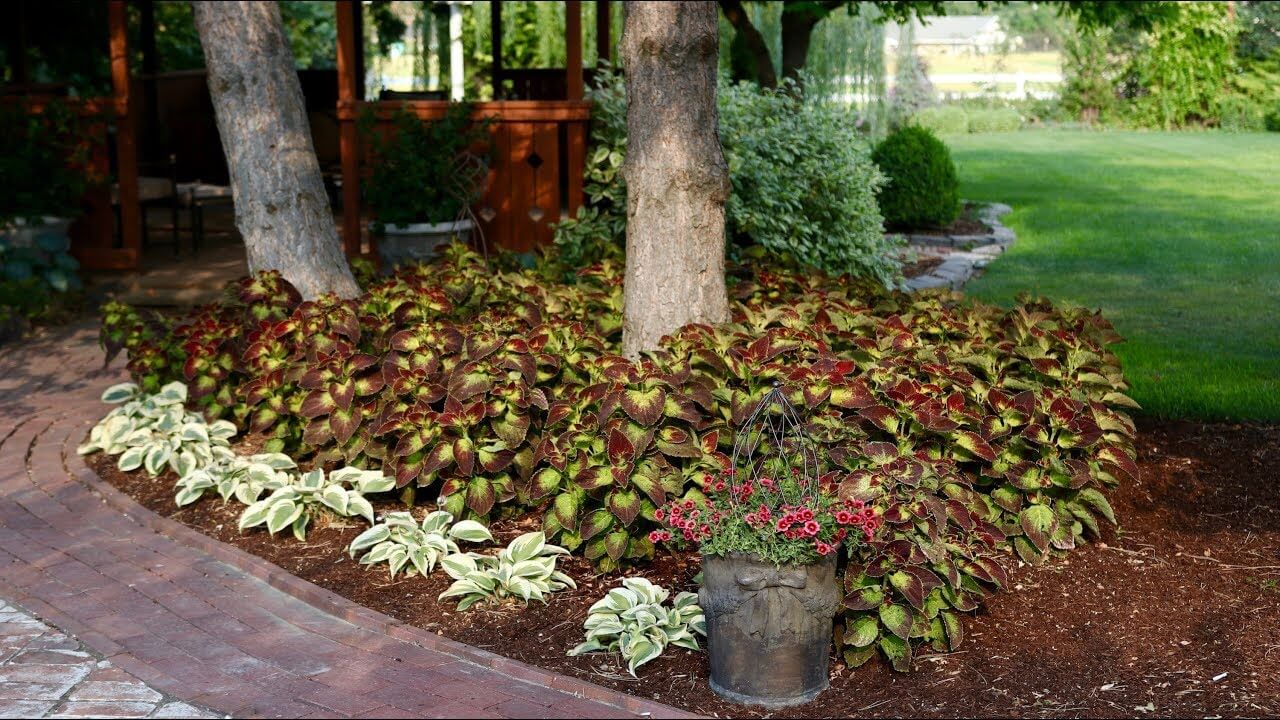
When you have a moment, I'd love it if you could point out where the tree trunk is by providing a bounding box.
[780,11,822,85]
[192,1,359,300]
[620,1,730,359]
[719,0,778,89]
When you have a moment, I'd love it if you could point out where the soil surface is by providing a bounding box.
[891,203,993,237]
[91,418,1280,718]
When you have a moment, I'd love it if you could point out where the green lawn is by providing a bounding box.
[947,130,1280,422]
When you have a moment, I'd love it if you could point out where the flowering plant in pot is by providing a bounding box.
[361,103,492,266]
[653,384,879,707]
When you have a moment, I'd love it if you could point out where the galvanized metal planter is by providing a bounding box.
[699,551,842,707]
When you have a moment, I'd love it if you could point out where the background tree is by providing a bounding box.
[620,1,730,357]
[192,1,359,300]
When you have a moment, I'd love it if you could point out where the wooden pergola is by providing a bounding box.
[10,0,608,270]
[337,0,607,256]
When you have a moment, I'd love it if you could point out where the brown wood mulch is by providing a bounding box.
[92,417,1280,718]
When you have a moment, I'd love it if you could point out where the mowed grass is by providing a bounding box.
[947,130,1280,422]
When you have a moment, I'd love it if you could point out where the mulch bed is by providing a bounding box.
[91,418,1280,718]
[890,202,992,237]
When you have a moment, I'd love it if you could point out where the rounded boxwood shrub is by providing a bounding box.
[912,105,969,136]
[871,125,961,229]
[966,107,1023,133]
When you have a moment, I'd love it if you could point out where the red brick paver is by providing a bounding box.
[0,324,694,719]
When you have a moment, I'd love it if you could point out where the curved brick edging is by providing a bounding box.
[0,324,695,719]
[902,201,1016,292]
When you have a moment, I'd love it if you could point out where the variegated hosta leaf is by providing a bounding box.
[568,578,705,675]
[438,533,572,610]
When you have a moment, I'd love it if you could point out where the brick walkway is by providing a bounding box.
[0,599,217,718]
[0,323,692,719]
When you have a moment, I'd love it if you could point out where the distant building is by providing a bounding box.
[885,16,1009,55]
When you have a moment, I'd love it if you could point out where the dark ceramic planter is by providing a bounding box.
[698,551,842,707]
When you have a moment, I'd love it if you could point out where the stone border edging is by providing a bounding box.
[61,431,696,719]
[903,202,1015,292]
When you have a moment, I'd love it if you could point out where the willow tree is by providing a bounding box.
[192,1,359,300]
[619,1,731,358]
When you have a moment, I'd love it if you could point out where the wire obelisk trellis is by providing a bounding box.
[728,382,821,509]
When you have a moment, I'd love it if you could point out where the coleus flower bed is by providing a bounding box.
[98,243,1138,671]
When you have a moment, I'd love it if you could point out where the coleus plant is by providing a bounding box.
[101,244,1138,673]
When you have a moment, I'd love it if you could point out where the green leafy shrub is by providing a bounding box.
[238,467,395,541]
[348,510,493,578]
[439,531,576,610]
[102,242,1138,670]
[912,106,969,136]
[550,72,899,284]
[1268,105,1280,132]
[719,80,898,284]
[360,103,491,227]
[872,125,961,229]
[76,381,238,477]
[1218,95,1267,132]
[965,108,1022,133]
[568,577,705,675]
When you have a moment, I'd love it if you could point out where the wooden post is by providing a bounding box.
[337,0,363,256]
[596,0,611,65]
[566,1,583,101]
[109,0,140,267]
[491,1,503,99]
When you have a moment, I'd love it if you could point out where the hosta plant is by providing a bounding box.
[438,532,576,611]
[77,381,237,478]
[568,577,705,675]
[348,510,493,578]
[238,467,395,541]
[174,452,297,507]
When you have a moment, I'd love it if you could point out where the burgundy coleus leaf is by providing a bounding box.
[621,386,666,427]
[945,391,966,414]
[478,446,516,474]
[946,499,976,531]
[249,407,279,434]
[330,406,360,445]
[579,509,614,542]
[1021,423,1052,445]
[298,366,332,391]
[465,477,495,516]
[829,378,877,409]
[858,405,900,434]
[330,381,355,411]
[546,401,573,427]
[394,431,428,458]
[604,531,630,562]
[500,354,537,386]
[1031,357,1063,377]
[802,382,831,407]
[953,431,997,462]
[353,371,385,397]
[890,570,927,610]
[700,430,719,455]
[842,585,882,611]
[574,464,614,491]
[1064,415,1104,447]
[964,556,1008,588]
[1049,395,1084,424]
[464,333,503,362]
[1019,505,1056,554]
[1097,445,1140,483]
[606,488,642,527]
[863,442,898,465]
[610,464,634,488]
[300,390,334,419]
[453,438,476,476]
[885,539,927,565]
[630,467,666,507]
[662,394,702,423]
[607,427,636,466]
[528,467,562,499]
[913,405,960,433]
[655,426,701,459]
[302,418,333,447]
[934,557,962,590]
[422,442,454,475]
[348,353,379,373]
[448,367,493,401]
[493,412,531,447]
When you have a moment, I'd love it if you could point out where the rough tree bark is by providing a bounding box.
[192,1,359,300]
[620,1,730,359]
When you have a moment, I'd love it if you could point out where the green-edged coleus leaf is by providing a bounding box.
[606,488,641,527]
[580,508,615,541]
[878,602,912,640]
[844,614,879,648]
[466,477,496,516]
[1019,504,1056,553]
[621,387,665,427]
[953,431,997,462]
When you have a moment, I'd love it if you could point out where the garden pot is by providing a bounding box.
[699,551,842,707]
[377,218,472,268]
